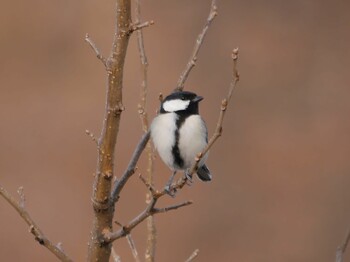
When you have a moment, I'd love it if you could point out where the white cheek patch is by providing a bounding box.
[163,99,190,112]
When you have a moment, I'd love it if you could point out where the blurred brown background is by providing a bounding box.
[1,0,350,261]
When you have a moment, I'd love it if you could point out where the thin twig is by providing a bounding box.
[126,234,141,262]
[130,20,155,34]
[145,210,156,262]
[185,249,199,262]
[110,131,151,202]
[114,220,123,227]
[175,0,218,91]
[336,228,350,262]
[104,200,192,243]
[152,201,193,213]
[139,174,156,195]
[135,0,150,134]
[188,48,239,177]
[103,184,192,244]
[134,0,157,261]
[0,186,73,262]
[85,34,107,67]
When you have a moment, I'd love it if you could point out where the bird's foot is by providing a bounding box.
[164,171,177,197]
[185,171,193,186]
[164,184,177,198]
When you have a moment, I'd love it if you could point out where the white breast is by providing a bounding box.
[150,113,178,170]
[178,115,208,169]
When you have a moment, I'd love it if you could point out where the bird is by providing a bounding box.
[150,91,212,191]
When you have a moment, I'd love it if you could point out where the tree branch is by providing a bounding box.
[130,20,154,34]
[126,234,141,262]
[103,177,192,244]
[104,199,192,243]
[110,130,151,203]
[0,186,73,262]
[152,201,193,213]
[336,228,350,262]
[188,48,239,175]
[134,0,157,261]
[87,0,133,261]
[85,34,107,67]
[175,0,218,91]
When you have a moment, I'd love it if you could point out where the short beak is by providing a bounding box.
[193,96,203,103]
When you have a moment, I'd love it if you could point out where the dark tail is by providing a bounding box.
[196,164,212,182]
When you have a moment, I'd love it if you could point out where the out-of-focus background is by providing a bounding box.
[1,0,350,261]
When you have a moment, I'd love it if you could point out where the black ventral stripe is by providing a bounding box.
[171,113,188,169]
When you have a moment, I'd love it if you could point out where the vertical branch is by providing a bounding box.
[175,0,218,92]
[126,234,141,262]
[135,0,150,134]
[87,0,132,261]
[134,0,157,261]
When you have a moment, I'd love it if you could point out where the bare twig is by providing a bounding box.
[114,220,123,227]
[126,234,141,262]
[85,34,107,67]
[145,208,156,262]
[130,20,155,34]
[134,0,157,261]
[185,249,199,262]
[188,48,239,177]
[0,186,73,262]
[110,130,151,202]
[104,199,192,243]
[152,201,193,213]
[175,0,218,91]
[336,228,350,262]
[103,180,193,244]
[139,174,156,195]
[135,0,150,134]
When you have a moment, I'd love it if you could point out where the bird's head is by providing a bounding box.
[160,91,203,114]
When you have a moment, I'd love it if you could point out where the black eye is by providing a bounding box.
[181,96,185,100]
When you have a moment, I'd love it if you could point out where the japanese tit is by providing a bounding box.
[150,91,212,182]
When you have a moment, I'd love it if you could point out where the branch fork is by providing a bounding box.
[100,175,193,244]
[129,20,154,35]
